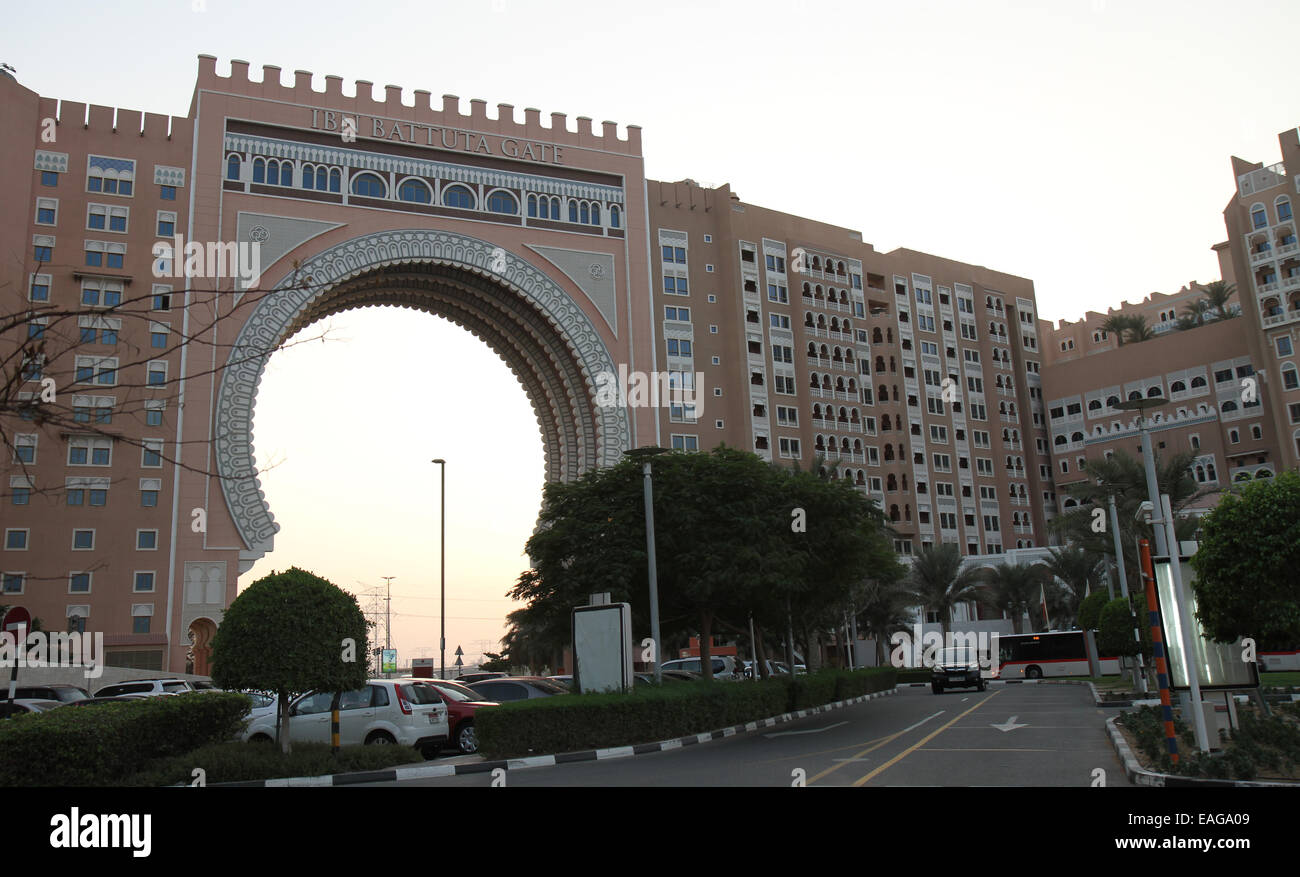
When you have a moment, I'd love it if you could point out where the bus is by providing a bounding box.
[1258,648,1300,672]
[997,631,1120,679]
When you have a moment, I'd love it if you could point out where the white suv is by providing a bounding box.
[242,679,449,756]
[94,678,196,698]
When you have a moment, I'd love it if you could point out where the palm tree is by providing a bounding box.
[905,543,984,637]
[1048,449,1203,591]
[855,578,915,667]
[981,562,1050,634]
[1042,545,1104,627]
[1127,314,1155,343]
[1100,314,1131,347]
[1181,298,1211,327]
[1200,281,1237,320]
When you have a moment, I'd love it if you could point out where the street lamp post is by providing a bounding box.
[624,447,666,684]
[432,458,446,680]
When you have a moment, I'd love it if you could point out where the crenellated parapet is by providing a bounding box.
[195,55,642,155]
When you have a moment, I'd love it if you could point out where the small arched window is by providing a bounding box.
[226,154,241,181]
[442,185,475,209]
[398,179,432,203]
[569,200,579,223]
[610,205,621,228]
[1147,386,1162,398]
[1190,375,1206,388]
[329,169,341,193]
[252,158,266,184]
[527,194,538,218]
[1170,380,1186,394]
[301,164,317,190]
[487,190,518,214]
[352,173,387,198]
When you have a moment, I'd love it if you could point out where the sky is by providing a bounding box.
[8,0,1299,668]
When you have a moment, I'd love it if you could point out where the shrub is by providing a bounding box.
[0,691,252,786]
[128,741,419,786]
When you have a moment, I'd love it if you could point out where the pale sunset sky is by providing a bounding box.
[8,0,1298,666]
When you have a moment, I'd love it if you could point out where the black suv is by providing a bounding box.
[931,647,986,694]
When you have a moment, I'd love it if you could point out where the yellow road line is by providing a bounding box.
[755,732,894,766]
[852,691,1000,786]
[806,710,945,785]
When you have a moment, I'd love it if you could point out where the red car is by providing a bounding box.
[408,679,498,755]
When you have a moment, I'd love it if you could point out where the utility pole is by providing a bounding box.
[381,576,395,677]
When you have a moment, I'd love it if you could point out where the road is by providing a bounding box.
[363,683,1133,787]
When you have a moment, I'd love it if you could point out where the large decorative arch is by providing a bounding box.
[214,229,630,564]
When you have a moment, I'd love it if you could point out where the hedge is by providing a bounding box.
[127,741,420,786]
[0,691,252,786]
[476,667,896,759]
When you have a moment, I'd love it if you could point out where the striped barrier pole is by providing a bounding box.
[1139,538,1178,764]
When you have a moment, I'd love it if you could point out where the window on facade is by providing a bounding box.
[351,173,387,198]
[398,179,431,203]
[486,190,518,214]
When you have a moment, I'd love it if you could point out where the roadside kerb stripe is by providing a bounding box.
[210,687,898,786]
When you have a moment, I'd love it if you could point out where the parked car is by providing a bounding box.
[0,698,65,718]
[94,678,195,698]
[546,675,574,689]
[242,679,449,757]
[455,671,509,685]
[409,678,499,755]
[6,684,90,704]
[661,656,741,679]
[465,676,568,702]
[633,670,696,686]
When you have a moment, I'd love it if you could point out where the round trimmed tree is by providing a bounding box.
[210,567,369,752]
[1191,469,1300,647]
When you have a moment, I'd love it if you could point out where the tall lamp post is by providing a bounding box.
[432,458,446,680]
[624,446,666,684]
[1114,396,1208,747]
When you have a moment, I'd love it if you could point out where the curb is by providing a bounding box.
[211,687,899,787]
[1104,715,1300,788]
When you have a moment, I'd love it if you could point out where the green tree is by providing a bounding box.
[906,544,984,636]
[1190,469,1300,647]
[1181,298,1211,327]
[1126,315,1155,343]
[1051,449,1202,589]
[511,446,896,681]
[1078,591,1110,631]
[1098,595,1152,658]
[1200,280,1237,320]
[855,577,915,667]
[1042,544,1104,627]
[210,567,368,753]
[1100,314,1132,346]
[982,562,1049,634]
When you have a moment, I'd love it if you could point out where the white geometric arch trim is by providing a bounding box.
[214,228,631,560]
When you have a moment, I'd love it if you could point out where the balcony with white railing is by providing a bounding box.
[1263,308,1300,328]
[1257,279,1279,294]
[1249,243,1276,265]
[807,355,831,368]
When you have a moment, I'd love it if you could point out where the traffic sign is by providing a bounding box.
[2,606,30,632]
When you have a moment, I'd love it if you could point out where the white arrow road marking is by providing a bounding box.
[764,721,848,738]
[990,715,1029,732]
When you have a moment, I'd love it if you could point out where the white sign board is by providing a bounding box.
[572,603,634,693]
[1154,558,1258,690]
